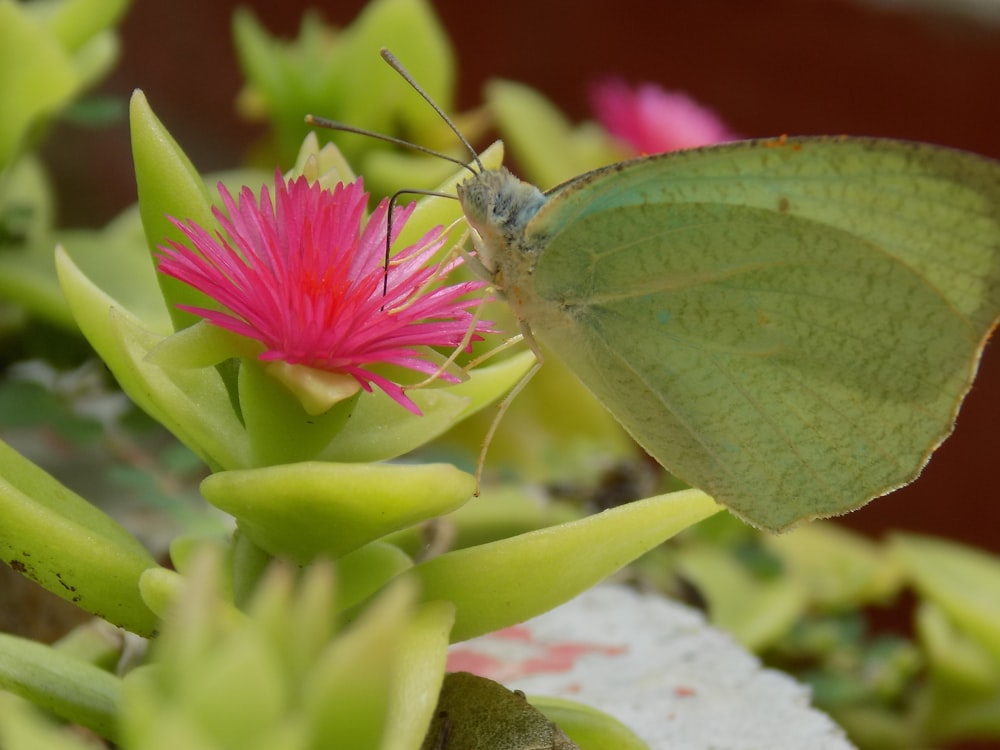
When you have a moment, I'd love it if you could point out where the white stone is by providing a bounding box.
[449,585,855,750]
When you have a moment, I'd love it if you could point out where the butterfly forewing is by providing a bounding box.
[508,137,1000,530]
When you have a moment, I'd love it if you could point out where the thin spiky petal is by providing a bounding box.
[157,173,490,414]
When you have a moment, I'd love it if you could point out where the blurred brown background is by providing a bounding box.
[43,0,1000,555]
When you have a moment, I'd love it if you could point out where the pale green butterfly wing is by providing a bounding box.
[460,137,1000,532]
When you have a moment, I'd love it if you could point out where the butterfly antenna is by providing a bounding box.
[382,187,455,299]
[303,116,477,177]
[305,111,471,305]
[305,49,485,304]
[379,48,484,173]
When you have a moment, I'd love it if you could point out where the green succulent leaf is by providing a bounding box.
[0,438,159,635]
[382,600,455,750]
[234,0,456,184]
[408,488,720,642]
[0,632,121,740]
[765,522,902,610]
[891,533,1000,663]
[129,89,217,331]
[317,350,536,464]
[485,79,626,189]
[201,461,476,564]
[530,696,650,750]
[676,543,806,652]
[0,692,106,750]
[0,1,77,167]
[334,542,414,613]
[56,250,249,469]
[40,0,131,53]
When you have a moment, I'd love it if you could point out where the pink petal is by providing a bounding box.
[590,77,739,155]
[156,172,491,414]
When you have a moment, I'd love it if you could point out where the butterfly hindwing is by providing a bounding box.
[507,137,1000,530]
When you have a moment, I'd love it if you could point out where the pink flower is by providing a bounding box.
[590,78,738,155]
[157,173,490,414]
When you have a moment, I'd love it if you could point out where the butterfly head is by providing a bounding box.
[456,167,547,276]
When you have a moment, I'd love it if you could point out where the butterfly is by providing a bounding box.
[456,135,1000,531]
[312,51,1000,532]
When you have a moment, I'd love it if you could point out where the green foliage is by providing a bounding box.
[0,436,160,634]
[893,534,1000,742]
[1,1,999,749]
[0,692,108,750]
[640,514,1000,749]
[0,632,121,740]
[233,0,482,199]
[119,549,455,750]
[201,462,478,564]
[485,80,627,189]
[409,489,719,642]
[0,0,127,168]
[0,0,132,329]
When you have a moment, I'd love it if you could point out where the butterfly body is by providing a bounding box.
[458,136,1000,531]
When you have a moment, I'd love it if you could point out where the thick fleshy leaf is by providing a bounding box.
[0,693,104,750]
[55,205,169,329]
[0,438,159,635]
[302,579,419,749]
[333,0,454,140]
[230,529,272,610]
[891,533,1000,663]
[41,0,131,52]
[530,696,650,750]
[916,604,1000,741]
[335,542,414,613]
[486,79,626,189]
[56,247,249,469]
[318,350,536,463]
[137,567,187,621]
[408,488,720,641]
[129,89,217,330]
[234,0,455,181]
[122,551,282,750]
[0,156,74,327]
[0,2,77,167]
[676,544,805,652]
[201,461,476,564]
[0,633,121,741]
[381,600,455,750]
[238,359,360,466]
[765,522,902,609]
[916,601,1000,694]
[383,485,581,559]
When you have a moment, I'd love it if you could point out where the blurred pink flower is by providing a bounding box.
[590,78,738,154]
[157,173,489,414]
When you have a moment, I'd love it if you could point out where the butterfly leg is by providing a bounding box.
[474,319,544,493]
[403,289,493,392]
[400,224,499,395]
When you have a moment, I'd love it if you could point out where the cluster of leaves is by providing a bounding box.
[622,511,1000,749]
[0,1,717,748]
[1,1,998,749]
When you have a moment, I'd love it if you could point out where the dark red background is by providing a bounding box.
[47,0,1000,557]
